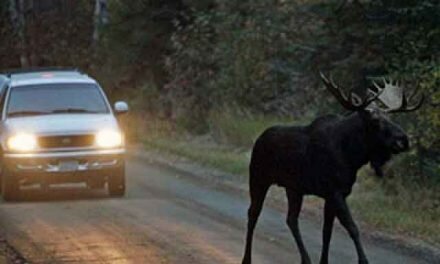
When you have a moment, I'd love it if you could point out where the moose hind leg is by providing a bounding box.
[242,183,270,264]
[333,194,369,264]
[286,189,311,264]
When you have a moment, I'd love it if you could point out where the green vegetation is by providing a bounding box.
[145,138,249,176]
[350,175,440,246]
[208,108,307,148]
[109,0,439,185]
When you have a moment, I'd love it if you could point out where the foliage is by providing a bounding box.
[165,0,330,132]
[208,107,308,148]
[0,1,18,69]
[103,0,179,71]
[164,0,440,179]
[373,0,440,180]
[0,1,95,69]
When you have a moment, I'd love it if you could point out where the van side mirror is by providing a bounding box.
[114,101,129,115]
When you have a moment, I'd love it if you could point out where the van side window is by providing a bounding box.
[0,77,5,93]
[0,81,8,117]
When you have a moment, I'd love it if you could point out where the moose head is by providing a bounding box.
[320,72,425,177]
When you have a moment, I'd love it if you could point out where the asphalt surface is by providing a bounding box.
[0,158,431,264]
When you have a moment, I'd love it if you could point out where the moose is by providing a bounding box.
[242,73,424,264]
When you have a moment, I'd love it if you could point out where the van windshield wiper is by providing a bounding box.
[51,108,100,114]
[8,110,51,117]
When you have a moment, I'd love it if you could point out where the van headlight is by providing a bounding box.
[95,130,123,148]
[7,133,37,152]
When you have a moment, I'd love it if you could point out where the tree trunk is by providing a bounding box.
[9,0,30,67]
[93,0,108,43]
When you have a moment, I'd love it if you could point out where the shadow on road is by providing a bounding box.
[2,184,113,203]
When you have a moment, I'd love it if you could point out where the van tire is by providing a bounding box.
[108,163,125,197]
[2,167,19,201]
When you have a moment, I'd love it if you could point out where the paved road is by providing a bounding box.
[0,157,430,264]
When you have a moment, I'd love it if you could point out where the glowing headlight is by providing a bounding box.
[7,133,37,152]
[96,130,123,148]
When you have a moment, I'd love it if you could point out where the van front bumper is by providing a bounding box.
[3,148,125,173]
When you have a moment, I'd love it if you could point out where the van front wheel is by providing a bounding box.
[108,163,125,197]
[2,167,19,201]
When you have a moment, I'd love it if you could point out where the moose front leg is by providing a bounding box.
[286,190,311,264]
[332,193,369,264]
[319,199,336,264]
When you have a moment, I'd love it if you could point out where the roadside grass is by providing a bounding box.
[144,137,249,176]
[351,173,440,246]
[142,109,305,175]
[208,108,306,148]
[137,112,440,247]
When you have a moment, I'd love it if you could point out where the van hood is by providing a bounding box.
[4,114,119,135]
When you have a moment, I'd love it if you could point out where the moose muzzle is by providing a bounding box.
[391,136,409,153]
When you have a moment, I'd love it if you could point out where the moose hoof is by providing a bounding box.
[359,259,369,264]
[302,258,312,264]
[241,257,251,264]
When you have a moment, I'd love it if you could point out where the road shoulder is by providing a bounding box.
[0,236,27,264]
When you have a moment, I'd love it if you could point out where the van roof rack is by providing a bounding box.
[1,67,83,78]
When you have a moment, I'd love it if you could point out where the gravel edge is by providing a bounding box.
[129,147,440,264]
[0,236,27,264]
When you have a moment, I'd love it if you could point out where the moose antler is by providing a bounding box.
[370,78,425,113]
[320,72,385,111]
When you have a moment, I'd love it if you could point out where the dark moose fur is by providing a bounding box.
[242,108,410,264]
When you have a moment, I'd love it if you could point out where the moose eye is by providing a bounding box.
[369,118,381,129]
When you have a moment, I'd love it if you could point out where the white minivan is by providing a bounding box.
[0,68,128,201]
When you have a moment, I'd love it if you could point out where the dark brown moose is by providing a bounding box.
[242,73,424,264]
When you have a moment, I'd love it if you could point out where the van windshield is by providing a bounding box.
[7,83,109,117]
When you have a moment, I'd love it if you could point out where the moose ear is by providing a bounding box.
[361,108,381,128]
[368,108,381,120]
[362,108,380,120]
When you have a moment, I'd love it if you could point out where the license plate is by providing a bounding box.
[59,160,79,172]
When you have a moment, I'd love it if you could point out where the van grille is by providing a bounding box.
[38,135,95,149]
